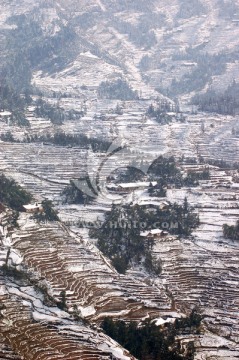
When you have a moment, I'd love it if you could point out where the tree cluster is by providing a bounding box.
[0,82,30,126]
[112,17,158,49]
[0,174,32,211]
[148,156,210,188]
[146,102,185,125]
[34,98,83,125]
[101,311,202,360]
[23,131,111,152]
[169,51,228,96]
[192,81,239,116]
[34,98,64,125]
[183,170,210,186]
[62,180,93,205]
[0,131,15,142]
[33,200,59,223]
[177,0,206,19]
[90,199,199,274]
[5,13,78,87]
[0,12,78,127]
[148,156,181,183]
[148,182,167,198]
[109,166,146,184]
[98,79,138,101]
[223,220,239,241]
[218,0,239,19]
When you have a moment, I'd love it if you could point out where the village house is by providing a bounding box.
[107,181,157,193]
[140,229,168,239]
[0,111,12,123]
[23,203,43,214]
[137,200,170,210]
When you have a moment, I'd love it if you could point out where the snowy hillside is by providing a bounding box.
[0,1,239,359]
[1,0,239,96]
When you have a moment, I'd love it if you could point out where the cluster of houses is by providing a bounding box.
[106,181,171,240]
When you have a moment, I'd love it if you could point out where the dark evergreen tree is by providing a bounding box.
[62,181,93,205]
[33,200,59,223]
[98,79,138,101]
[223,221,239,241]
[101,313,202,360]
[0,174,32,211]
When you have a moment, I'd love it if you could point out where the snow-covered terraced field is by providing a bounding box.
[9,215,172,321]
[0,276,134,360]
[0,101,238,203]
[1,166,239,359]
[0,0,239,358]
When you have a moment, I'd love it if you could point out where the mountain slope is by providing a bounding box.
[1,0,239,98]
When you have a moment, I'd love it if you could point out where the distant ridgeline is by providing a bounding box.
[192,81,239,116]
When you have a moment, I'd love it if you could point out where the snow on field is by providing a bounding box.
[0,0,239,358]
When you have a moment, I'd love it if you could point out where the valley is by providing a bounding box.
[0,0,239,359]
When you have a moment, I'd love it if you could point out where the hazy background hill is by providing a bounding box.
[1,0,239,99]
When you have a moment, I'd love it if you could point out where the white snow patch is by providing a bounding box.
[79,305,96,317]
